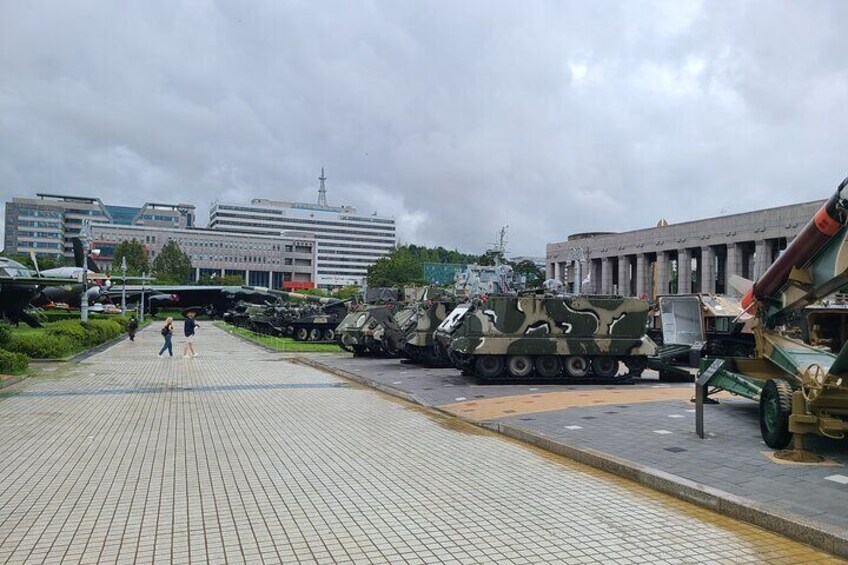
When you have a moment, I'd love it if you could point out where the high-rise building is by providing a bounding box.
[4,193,195,258]
[209,170,396,287]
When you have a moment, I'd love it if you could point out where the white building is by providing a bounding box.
[208,170,396,288]
[89,223,317,289]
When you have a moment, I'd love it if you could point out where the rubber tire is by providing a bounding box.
[759,378,793,449]
[564,356,590,378]
[309,328,322,341]
[535,356,562,379]
[294,327,309,341]
[475,356,504,379]
[591,357,619,378]
[507,355,533,378]
[323,329,335,341]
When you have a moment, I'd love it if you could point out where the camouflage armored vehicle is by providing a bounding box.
[434,294,656,380]
[334,287,403,354]
[336,304,399,355]
[288,294,351,341]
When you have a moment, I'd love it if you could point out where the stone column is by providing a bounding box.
[677,249,691,294]
[725,244,739,296]
[574,260,583,295]
[617,256,631,296]
[601,258,613,294]
[245,269,251,285]
[635,254,647,298]
[754,240,768,280]
[656,252,670,297]
[553,262,561,281]
[701,246,716,294]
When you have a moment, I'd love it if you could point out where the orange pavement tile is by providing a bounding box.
[439,386,726,420]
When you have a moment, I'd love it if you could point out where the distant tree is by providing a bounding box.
[512,259,545,286]
[217,274,245,286]
[152,240,193,284]
[333,285,360,300]
[478,249,505,266]
[112,239,149,276]
[0,252,71,271]
[366,244,479,287]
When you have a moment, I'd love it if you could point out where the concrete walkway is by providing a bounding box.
[0,325,840,564]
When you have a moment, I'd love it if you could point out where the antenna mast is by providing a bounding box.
[318,167,328,207]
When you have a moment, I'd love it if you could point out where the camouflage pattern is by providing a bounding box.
[435,294,656,379]
[335,304,399,356]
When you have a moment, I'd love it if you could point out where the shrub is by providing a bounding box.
[0,322,12,346]
[81,320,123,345]
[0,349,28,374]
[45,320,89,345]
[111,316,130,331]
[5,334,75,359]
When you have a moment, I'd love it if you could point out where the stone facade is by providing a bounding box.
[546,200,823,297]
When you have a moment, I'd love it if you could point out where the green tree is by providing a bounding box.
[333,285,360,300]
[112,239,149,276]
[217,274,245,286]
[512,259,545,286]
[152,240,193,284]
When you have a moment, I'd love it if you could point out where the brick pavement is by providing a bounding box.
[0,326,841,564]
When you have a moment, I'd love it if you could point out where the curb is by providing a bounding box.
[296,356,848,559]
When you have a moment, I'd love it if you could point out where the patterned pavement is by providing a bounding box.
[0,325,841,564]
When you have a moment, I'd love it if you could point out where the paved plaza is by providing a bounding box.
[0,326,841,564]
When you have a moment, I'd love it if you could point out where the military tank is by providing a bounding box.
[434,293,656,380]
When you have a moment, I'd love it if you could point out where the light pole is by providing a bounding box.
[139,272,146,323]
[120,256,127,316]
[80,221,90,322]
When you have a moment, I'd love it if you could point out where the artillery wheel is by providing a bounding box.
[323,329,335,341]
[564,356,590,378]
[309,328,322,341]
[591,357,619,379]
[294,327,309,342]
[507,355,533,378]
[475,356,504,379]
[534,356,562,379]
[759,378,793,449]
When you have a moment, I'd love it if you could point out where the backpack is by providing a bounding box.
[161,325,169,336]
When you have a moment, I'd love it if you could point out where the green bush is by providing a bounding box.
[0,322,12,346]
[0,349,28,374]
[42,311,84,322]
[45,320,89,345]
[80,320,123,345]
[111,316,130,331]
[6,333,75,359]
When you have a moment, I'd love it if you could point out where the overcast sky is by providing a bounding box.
[2,1,847,256]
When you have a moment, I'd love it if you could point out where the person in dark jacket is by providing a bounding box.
[183,311,199,358]
[158,317,174,357]
[127,316,139,341]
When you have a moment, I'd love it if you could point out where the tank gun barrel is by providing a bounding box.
[741,177,848,312]
[241,286,345,305]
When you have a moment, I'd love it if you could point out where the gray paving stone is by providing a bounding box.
[0,326,840,563]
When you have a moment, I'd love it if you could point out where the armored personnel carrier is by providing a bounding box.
[434,293,656,380]
[335,287,402,355]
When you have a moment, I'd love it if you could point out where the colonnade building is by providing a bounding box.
[545,200,823,298]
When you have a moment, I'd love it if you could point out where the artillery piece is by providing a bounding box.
[702,177,848,460]
[246,288,352,341]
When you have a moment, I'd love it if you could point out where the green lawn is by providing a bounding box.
[214,322,342,353]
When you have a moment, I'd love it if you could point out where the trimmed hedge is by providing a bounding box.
[81,320,123,345]
[0,349,28,374]
[6,333,75,359]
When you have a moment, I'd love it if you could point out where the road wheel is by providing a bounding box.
[475,355,504,379]
[507,355,533,378]
[323,329,335,341]
[760,378,793,449]
[309,328,322,341]
[294,327,308,341]
[592,357,619,379]
[564,356,589,378]
[535,356,562,379]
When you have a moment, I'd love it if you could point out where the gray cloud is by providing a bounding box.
[2,1,847,256]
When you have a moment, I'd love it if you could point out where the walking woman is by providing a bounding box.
[158,317,174,357]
